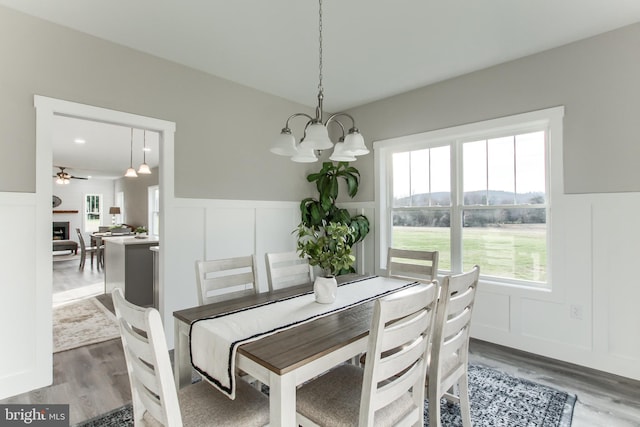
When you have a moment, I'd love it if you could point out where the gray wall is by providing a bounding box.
[3,5,638,202]
[114,167,159,229]
[347,22,640,198]
[0,5,320,201]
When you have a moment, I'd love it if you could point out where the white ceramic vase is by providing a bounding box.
[314,276,337,304]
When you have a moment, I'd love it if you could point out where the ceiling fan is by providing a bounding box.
[53,166,87,184]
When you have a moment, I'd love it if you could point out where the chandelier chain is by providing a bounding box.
[318,0,323,92]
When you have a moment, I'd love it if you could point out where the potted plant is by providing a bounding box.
[296,162,370,302]
[135,226,148,237]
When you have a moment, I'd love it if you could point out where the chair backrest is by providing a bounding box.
[75,228,87,251]
[359,281,438,426]
[112,288,183,426]
[387,248,439,281]
[265,251,314,292]
[195,255,259,305]
[429,265,480,395]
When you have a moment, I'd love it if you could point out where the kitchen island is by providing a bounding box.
[103,235,159,307]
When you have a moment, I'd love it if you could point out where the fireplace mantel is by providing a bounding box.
[53,210,79,214]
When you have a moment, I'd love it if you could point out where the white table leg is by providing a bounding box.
[268,370,297,427]
[174,320,192,389]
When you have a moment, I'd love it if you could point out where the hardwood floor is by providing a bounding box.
[3,337,638,426]
[469,339,640,426]
[3,260,639,426]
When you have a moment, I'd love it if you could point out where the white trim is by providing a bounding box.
[374,106,564,298]
[33,96,175,391]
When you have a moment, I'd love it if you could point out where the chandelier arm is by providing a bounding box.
[326,112,357,131]
[325,117,346,138]
[284,113,315,130]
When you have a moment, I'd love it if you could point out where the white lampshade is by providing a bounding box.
[291,143,319,163]
[300,122,333,150]
[342,131,369,156]
[138,163,152,174]
[329,141,356,162]
[270,131,298,156]
[125,167,138,177]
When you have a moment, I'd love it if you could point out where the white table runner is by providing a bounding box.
[189,276,417,399]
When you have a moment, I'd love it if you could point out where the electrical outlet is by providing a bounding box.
[569,304,583,320]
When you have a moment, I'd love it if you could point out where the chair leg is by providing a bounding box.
[428,382,442,427]
[79,253,85,270]
[458,374,472,427]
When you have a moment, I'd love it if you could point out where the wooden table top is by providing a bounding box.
[173,275,407,375]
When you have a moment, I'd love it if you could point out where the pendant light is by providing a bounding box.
[270,0,368,163]
[125,128,138,177]
[137,130,152,174]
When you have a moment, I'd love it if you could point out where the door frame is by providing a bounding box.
[34,95,175,390]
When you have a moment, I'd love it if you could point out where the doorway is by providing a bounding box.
[33,96,175,393]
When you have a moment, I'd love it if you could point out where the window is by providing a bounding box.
[376,107,563,288]
[148,185,159,237]
[84,194,102,233]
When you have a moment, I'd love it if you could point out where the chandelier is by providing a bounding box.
[270,0,368,163]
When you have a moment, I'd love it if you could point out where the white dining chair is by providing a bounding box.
[387,247,439,282]
[112,288,269,427]
[265,251,314,292]
[195,255,258,305]
[427,265,480,427]
[296,281,438,427]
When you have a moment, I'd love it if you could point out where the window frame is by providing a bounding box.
[84,193,103,233]
[374,107,564,291]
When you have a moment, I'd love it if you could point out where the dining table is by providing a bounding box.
[173,274,420,427]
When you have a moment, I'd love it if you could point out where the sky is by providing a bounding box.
[393,131,546,201]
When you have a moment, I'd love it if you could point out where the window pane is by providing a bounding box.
[463,140,487,204]
[430,145,450,205]
[487,136,515,204]
[393,147,450,207]
[516,131,546,202]
[462,208,546,281]
[391,213,451,272]
[392,152,410,207]
[85,194,101,233]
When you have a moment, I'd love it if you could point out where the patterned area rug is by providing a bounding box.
[75,364,575,426]
[53,297,120,353]
[424,364,576,426]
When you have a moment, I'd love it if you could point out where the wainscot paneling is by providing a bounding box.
[470,192,640,381]
[162,199,375,349]
[0,192,51,400]
[472,291,510,333]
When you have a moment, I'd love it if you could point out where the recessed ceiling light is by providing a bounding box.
[143,147,151,152]
[74,138,86,144]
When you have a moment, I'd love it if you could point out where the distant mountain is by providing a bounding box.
[394,190,544,207]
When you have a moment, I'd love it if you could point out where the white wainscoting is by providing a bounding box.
[161,198,375,349]
[471,192,640,381]
[0,192,51,400]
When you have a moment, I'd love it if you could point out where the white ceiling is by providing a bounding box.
[52,115,159,181]
[3,0,640,178]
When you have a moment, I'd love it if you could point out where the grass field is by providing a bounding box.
[392,224,546,282]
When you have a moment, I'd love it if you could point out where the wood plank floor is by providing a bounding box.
[3,261,638,425]
[3,336,638,426]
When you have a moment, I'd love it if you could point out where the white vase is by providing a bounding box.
[314,276,337,304]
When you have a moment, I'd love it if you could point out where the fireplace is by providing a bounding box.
[53,222,69,240]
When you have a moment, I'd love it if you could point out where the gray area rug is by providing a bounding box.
[53,297,120,353]
[75,364,575,426]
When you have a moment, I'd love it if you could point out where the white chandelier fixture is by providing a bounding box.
[270,0,368,163]
[137,130,152,174]
[124,128,138,177]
